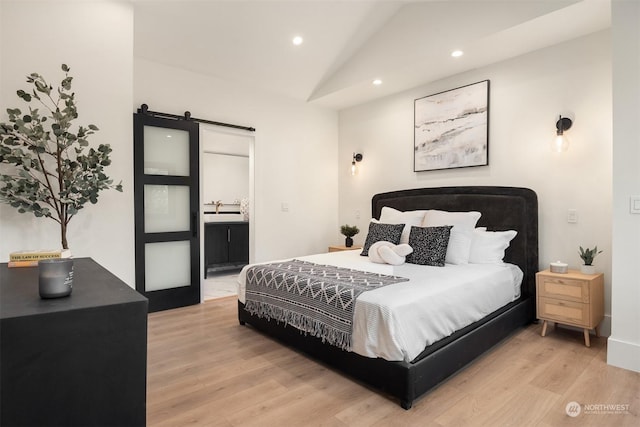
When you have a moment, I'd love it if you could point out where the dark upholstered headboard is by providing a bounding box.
[371,186,538,299]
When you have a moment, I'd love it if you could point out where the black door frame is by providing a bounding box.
[133,112,200,312]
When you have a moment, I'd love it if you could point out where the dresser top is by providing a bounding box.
[1,258,147,320]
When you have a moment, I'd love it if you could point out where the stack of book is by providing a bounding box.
[8,249,72,268]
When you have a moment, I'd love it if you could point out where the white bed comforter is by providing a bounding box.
[238,251,523,362]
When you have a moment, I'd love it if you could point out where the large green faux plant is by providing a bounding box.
[0,64,122,249]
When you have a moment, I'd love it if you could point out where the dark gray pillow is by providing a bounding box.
[360,222,404,256]
[406,225,453,266]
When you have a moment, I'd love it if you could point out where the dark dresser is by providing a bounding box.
[0,258,148,426]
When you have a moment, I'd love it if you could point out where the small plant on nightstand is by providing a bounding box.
[340,224,359,248]
[579,246,602,274]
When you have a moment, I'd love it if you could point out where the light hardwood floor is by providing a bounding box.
[148,298,640,426]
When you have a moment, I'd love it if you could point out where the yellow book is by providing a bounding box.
[9,249,72,262]
[7,260,40,268]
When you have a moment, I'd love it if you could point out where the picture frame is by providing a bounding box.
[414,80,489,172]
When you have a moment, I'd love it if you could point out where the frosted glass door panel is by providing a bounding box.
[134,112,200,312]
[145,241,191,291]
[144,185,190,233]
[143,126,190,176]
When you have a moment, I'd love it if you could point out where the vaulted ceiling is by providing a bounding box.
[133,0,610,110]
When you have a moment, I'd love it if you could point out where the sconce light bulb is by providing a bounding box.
[553,115,572,152]
[552,133,570,152]
[351,152,362,175]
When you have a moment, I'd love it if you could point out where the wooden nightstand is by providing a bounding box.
[536,269,604,347]
[328,245,362,252]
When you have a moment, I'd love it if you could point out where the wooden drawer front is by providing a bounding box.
[538,277,588,303]
[538,297,588,326]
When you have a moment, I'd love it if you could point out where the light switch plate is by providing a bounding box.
[631,196,640,214]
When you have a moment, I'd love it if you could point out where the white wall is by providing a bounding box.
[339,31,613,333]
[0,1,135,285]
[0,2,338,285]
[608,0,640,373]
[134,59,339,262]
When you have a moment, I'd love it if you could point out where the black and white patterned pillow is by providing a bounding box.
[360,221,405,256]
[406,225,453,266]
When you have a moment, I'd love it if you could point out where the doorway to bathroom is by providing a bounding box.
[200,125,254,300]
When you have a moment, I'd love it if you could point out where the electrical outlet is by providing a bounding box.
[355,210,360,219]
[281,202,289,212]
[567,209,578,223]
[631,196,640,214]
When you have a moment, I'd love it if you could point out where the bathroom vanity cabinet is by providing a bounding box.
[205,221,249,276]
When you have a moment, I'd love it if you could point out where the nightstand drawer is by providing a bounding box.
[538,277,589,303]
[538,297,588,326]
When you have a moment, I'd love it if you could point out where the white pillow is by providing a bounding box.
[422,210,481,264]
[379,206,428,244]
[469,229,518,264]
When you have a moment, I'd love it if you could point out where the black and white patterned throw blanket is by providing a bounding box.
[244,259,409,350]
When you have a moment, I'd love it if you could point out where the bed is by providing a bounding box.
[237,186,538,409]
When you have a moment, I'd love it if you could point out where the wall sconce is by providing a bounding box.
[351,153,363,175]
[552,115,573,152]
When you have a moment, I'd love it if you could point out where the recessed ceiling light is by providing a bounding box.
[372,79,382,86]
[292,36,303,46]
[451,50,464,58]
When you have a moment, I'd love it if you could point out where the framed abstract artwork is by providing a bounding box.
[414,80,489,172]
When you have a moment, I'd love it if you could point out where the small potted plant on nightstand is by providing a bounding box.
[579,246,602,274]
[340,224,359,248]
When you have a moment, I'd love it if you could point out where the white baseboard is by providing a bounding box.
[607,336,640,373]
